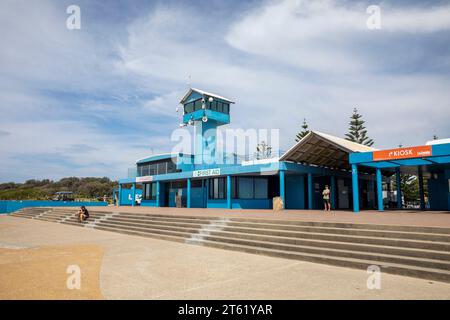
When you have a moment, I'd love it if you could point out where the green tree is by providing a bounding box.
[295,118,310,142]
[0,177,117,200]
[345,108,374,146]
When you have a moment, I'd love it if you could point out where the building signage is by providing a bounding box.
[192,168,221,178]
[136,175,153,183]
[372,145,432,161]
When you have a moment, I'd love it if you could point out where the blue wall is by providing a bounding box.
[207,198,271,209]
[428,169,450,211]
[285,175,305,209]
[120,188,143,206]
[141,200,157,207]
[0,200,108,214]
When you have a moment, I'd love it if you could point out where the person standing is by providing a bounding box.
[322,185,331,212]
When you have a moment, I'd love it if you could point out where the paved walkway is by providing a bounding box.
[1,215,450,299]
[85,206,450,228]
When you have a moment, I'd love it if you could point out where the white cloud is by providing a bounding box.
[0,0,449,182]
[225,0,450,72]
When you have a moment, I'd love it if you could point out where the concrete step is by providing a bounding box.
[93,224,187,244]
[110,212,450,235]
[196,232,450,271]
[195,239,450,283]
[96,220,201,235]
[11,213,36,219]
[96,217,450,252]
[61,221,90,227]
[39,213,72,219]
[106,215,450,243]
[90,223,450,283]
[95,221,192,239]
[94,220,450,270]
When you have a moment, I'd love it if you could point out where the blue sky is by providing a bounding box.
[0,0,449,182]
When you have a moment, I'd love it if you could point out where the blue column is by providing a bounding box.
[396,168,402,209]
[187,178,191,208]
[418,166,425,210]
[131,183,136,207]
[307,173,313,209]
[118,184,122,207]
[352,164,359,213]
[205,179,209,208]
[156,181,161,207]
[376,168,383,211]
[330,175,336,210]
[279,170,285,209]
[227,175,232,209]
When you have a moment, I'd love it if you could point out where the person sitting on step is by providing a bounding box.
[77,206,90,223]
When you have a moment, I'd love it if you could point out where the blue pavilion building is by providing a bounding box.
[117,88,450,212]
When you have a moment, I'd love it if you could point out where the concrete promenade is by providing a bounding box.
[1,211,450,299]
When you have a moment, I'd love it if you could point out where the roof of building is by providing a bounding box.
[426,138,450,146]
[179,87,235,104]
[136,153,177,164]
[280,131,377,170]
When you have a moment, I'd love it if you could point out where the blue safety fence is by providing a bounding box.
[0,200,108,214]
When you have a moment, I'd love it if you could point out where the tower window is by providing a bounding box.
[184,102,194,113]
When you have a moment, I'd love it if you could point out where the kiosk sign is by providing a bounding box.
[192,168,221,178]
[373,145,432,161]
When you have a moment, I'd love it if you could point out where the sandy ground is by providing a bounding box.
[0,215,449,299]
[0,245,103,299]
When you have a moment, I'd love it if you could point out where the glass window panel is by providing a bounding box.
[157,162,167,175]
[151,183,157,199]
[185,102,194,113]
[238,177,254,199]
[213,178,219,199]
[218,178,224,199]
[223,103,229,114]
[231,177,236,198]
[194,99,202,111]
[149,164,156,175]
[167,161,177,173]
[142,165,149,176]
[254,178,268,199]
[144,183,153,200]
[209,179,213,198]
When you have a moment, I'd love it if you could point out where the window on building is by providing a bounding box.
[143,183,157,200]
[149,164,157,175]
[254,178,268,199]
[170,180,186,189]
[223,103,229,114]
[157,162,167,175]
[167,161,177,174]
[232,177,269,199]
[238,177,254,199]
[209,177,226,199]
[194,99,203,111]
[184,102,194,114]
